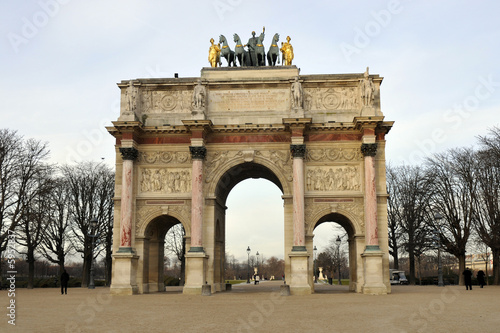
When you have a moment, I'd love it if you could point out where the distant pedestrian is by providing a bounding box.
[463,268,473,290]
[477,270,486,288]
[61,269,70,295]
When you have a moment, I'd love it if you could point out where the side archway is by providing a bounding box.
[311,212,363,292]
[136,214,186,294]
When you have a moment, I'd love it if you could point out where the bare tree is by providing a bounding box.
[473,127,500,284]
[16,162,54,288]
[164,223,185,285]
[388,165,433,284]
[387,165,404,269]
[39,177,73,275]
[62,162,114,287]
[426,148,476,285]
[0,131,50,255]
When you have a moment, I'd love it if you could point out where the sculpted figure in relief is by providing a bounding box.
[360,67,375,106]
[125,80,138,113]
[192,80,206,109]
[291,76,303,109]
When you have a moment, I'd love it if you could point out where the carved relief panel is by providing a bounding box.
[140,168,191,194]
[303,87,360,111]
[306,166,361,192]
[141,90,192,114]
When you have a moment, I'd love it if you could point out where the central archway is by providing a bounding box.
[206,161,290,292]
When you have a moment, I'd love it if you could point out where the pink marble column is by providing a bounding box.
[291,144,306,251]
[189,146,206,252]
[361,143,379,248]
[118,147,138,251]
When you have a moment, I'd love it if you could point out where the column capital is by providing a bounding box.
[361,143,377,157]
[189,146,207,160]
[119,147,138,161]
[290,144,306,158]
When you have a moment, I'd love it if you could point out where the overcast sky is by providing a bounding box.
[2,1,499,262]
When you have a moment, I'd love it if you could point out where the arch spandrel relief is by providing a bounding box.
[135,203,191,237]
[305,197,364,235]
[204,149,293,184]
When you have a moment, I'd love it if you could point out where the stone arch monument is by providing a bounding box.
[107,66,393,295]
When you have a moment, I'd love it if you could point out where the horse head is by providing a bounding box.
[219,35,226,44]
[233,33,240,43]
[273,33,280,43]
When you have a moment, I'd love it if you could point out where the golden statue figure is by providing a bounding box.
[280,36,294,66]
[208,38,221,68]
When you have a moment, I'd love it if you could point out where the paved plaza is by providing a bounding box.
[1,280,498,332]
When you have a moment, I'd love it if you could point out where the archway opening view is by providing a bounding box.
[225,178,284,288]
[313,218,354,293]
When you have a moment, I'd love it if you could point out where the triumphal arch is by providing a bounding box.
[107,63,393,295]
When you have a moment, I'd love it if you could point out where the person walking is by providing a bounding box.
[477,270,486,288]
[463,268,473,290]
[61,269,70,295]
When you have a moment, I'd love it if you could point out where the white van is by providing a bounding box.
[390,269,408,285]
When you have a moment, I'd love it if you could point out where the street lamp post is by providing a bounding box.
[256,251,260,276]
[434,213,444,287]
[336,236,341,286]
[88,217,98,289]
[246,246,251,284]
[313,245,318,283]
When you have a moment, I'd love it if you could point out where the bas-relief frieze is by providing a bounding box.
[204,149,293,183]
[306,166,361,192]
[140,168,191,194]
[306,148,363,162]
[137,151,190,164]
[135,203,191,236]
[141,90,192,113]
[305,197,364,232]
[303,87,360,111]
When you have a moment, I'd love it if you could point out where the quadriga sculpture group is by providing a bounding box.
[209,27,294,67]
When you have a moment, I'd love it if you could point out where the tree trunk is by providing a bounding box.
[409,251,416,285]
[458,254,466,286]
[493,248,499,285]
[393,249,399,270]
[27,248,35,289]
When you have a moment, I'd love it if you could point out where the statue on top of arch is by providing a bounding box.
[209,27,292,67]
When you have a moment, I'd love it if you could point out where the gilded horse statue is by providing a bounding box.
[219,35,236,67]
[267,33,280,66]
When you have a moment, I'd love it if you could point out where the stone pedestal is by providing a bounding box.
[183,252,208,295]
[280,284,291,296]
[110,252,139,295]
[361,249,387,295]
[289,251,311,295]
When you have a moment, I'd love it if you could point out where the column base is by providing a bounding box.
[289,251,311,295]
[183,251,208,295]
[110,251,139,295]
[361,249,387,295]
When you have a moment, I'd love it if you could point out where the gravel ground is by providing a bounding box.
[1,281,498,333]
